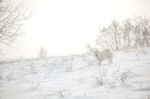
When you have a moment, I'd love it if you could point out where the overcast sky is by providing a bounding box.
[2,0,150,60]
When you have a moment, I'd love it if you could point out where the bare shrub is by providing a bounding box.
[95,69,107,86]
[38,47,47,58]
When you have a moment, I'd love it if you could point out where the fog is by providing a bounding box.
[1,0,150,60]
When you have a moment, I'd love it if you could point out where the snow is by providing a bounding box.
[0,48,150,99]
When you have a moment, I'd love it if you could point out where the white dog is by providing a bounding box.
[93,49,113,65]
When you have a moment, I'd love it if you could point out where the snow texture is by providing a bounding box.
[0,48,150,99]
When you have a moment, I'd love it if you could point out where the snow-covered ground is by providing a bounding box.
[0,48,150,99]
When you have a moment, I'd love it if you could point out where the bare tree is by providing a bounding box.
[96,16,150,51]
[96,27,113,50]
[132,17,150,48]
[109,20,121,50]
[140,17,150,47]
[122,18,133,49]
[0,0,25,46]
[96,20,121,51]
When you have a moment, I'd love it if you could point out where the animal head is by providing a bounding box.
[93,49,102,60]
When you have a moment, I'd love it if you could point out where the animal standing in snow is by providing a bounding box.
[93,49,113,66]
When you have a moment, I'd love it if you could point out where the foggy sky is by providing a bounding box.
[1,0,150,60]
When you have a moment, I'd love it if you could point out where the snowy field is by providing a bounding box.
[0,48,150,99]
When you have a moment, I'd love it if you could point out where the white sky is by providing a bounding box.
[2,0,150,59]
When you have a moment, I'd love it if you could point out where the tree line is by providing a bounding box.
[96,16,150,50]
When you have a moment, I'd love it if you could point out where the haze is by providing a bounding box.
[2,0,150,60]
